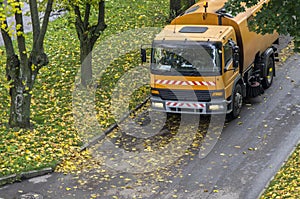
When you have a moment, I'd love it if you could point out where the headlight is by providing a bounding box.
[152,102,164,109]
[209,104,224,111]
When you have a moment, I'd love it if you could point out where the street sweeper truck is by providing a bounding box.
[141,0,279,118]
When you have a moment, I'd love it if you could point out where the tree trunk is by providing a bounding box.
[74,1,106,87]
[169,0,196,20]
[80,39,93,86]
[9,83,31,128]
[170,0,181,20]
[5,54,32,128]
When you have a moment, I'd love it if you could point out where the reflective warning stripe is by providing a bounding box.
[166,101,205,108]
[155,79,216,86]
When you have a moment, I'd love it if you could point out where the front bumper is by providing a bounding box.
[151,96,230,114]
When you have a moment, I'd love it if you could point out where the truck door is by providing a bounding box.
[222,39,240,100]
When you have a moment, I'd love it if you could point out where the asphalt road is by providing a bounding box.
[0,42,299,199]
[152,53,300,199]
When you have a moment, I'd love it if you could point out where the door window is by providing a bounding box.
[224,41,233,68]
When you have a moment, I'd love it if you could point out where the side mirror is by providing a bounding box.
[232,46,239,69]
[141,48,146,63]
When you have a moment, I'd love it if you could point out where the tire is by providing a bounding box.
[262,55,275,89]
[228,84,243,119]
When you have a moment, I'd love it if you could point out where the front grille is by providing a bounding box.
[158,89,211,102]
[170,107,203,113]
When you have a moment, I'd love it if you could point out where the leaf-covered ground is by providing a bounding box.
[261,144,300,199]
[0,0,169,177]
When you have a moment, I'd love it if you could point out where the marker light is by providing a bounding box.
[151,90,159,95]
[211,91,224,97]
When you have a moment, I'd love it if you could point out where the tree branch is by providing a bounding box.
[96,0,106,32]
[0,20,15,57]
[91,0,106,45]
[29,0,40,45]
[37,0,54,51]
[1,19,18,81]
[14,0,28,71]
[74,5,84,36]
[83,3,91,30]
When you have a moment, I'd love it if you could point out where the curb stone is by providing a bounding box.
[20,167,53,180]
[0,168,53,187]
[0,174,17,186]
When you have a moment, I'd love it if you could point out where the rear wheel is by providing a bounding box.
[262,55,275,89]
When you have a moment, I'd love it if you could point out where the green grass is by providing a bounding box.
[0,0,169,177]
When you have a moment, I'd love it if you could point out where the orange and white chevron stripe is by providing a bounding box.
[155,79,216,86]
[166,101,205,108]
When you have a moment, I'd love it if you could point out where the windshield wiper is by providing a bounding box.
[151,69,171,74]
[178,70,202,76]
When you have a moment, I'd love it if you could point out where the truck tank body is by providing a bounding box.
[170,0,279,73]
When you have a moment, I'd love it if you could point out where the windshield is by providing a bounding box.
[151,42,221,76]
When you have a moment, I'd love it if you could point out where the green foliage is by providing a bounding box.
[60,0,99,6]
[56,0,100,19]
[169,0,196,20]
[0,1,24,36]
[0,0,24,15]
[225,0,300,52]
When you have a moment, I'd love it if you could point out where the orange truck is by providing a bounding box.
[141,0,278,118]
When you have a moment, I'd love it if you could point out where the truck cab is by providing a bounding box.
[143,0,278,118]
[150,25,240,115]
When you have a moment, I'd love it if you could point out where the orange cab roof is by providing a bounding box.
[155,25,233,42]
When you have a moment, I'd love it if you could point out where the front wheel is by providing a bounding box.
[228,84,243,120]
[262,55,275,89]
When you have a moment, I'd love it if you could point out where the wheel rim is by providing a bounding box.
[234,92,242,114]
